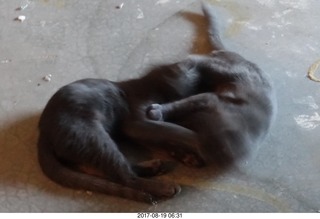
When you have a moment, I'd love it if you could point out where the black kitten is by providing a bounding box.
[38,3,275,204]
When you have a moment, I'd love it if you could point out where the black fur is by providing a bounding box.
[37,3,275,203]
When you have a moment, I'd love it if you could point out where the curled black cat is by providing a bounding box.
[37,3,275,204]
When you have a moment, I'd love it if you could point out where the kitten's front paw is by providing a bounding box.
[146,104,163,121]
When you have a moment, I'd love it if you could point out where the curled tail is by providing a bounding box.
[202,2,225,51]
[37,136,153,203]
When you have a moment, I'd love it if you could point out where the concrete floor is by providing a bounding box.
[0,0,320,212]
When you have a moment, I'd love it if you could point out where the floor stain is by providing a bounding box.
[166,175,290,212]
[294,112,320,130]
[308,59,320,82]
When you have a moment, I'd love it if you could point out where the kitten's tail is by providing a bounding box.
[202,2,225,51]
[37,136,154,203]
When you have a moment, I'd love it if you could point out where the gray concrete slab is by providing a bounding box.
[0,0,320,212]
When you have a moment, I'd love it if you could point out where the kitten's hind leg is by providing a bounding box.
[63,122,181,200]
[92,125,181,199]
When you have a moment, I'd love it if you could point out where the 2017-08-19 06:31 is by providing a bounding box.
[137,213,183,218]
